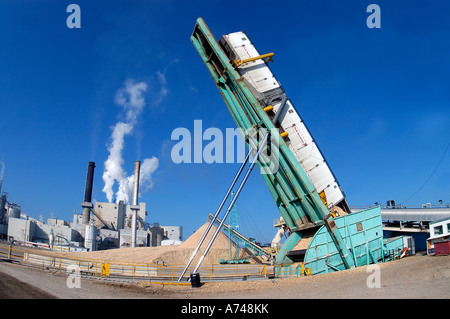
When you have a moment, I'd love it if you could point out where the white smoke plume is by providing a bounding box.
[102,79,159,204]
[114,157,159,204]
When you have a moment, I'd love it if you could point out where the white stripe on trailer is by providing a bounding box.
[222,32,280,94]
[221,31,346,209]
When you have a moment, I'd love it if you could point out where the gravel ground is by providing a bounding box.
[0,253,448,299]
[178,253,450,299]
[0,267,56,299]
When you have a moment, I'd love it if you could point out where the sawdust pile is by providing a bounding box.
[292,228,316,251]
[56,222,257,265]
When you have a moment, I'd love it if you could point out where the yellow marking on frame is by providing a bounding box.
[319,190,327,207]
[234,52,274,67]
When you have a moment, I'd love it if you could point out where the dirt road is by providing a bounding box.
[0,253,448,299]
[0,268,56,299]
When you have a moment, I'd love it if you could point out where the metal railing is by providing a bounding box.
[274,262,314,278]
[0,243,270,284]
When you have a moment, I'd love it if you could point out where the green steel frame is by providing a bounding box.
[191,18,328,234]
[190,18,404,269]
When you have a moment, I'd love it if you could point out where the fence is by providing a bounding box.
[0,242,406,283]
[0,243,269,284]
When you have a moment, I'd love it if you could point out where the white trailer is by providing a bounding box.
[220,31,349,212]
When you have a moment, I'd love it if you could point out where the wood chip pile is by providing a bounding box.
[55,222,259,265]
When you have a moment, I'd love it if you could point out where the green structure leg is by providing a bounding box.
[275,231,303,265]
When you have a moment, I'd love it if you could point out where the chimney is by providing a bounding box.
[131,161,141,248]
[81,161,95,226]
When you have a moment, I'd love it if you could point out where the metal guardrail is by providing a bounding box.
[0,243,404,282]
[0,243,270,284]
[275,263,312,278]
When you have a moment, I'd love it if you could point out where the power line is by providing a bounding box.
[402,142,450,205]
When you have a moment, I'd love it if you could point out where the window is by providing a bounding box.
[434,225,443,236]
[447,223,450,234]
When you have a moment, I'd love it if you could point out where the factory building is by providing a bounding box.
[85,201,148,248]
[0,161,183,252]
[161,225,183,245]
[6,213,83,248]
[352,203,450,251]
[0,197,183,251]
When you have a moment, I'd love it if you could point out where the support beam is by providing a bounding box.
[190,133,269,278]
[323,214,355,270]
[177,151,251,282]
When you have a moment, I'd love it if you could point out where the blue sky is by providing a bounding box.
[0,1,449,243]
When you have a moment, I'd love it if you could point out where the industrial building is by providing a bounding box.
[0,161,183,252]
[353,203,450,251]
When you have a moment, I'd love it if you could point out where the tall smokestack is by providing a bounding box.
[84,162,95,203]
[131,161,141,248]
[82,161,96,226]
[132,161,141,207]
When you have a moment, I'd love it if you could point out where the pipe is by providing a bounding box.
[177,150,251,282]
[271,226,286,248]
[190,132,269,277]
[131,161,141,248]
[234,52,274,67]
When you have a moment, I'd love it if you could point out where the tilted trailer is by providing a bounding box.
[185,18,405,277]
